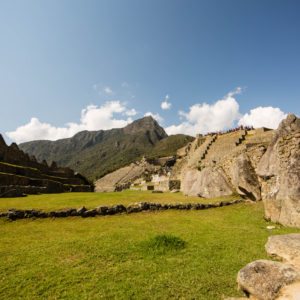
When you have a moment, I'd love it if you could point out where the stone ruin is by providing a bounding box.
[94,156,179,193]
[0,134,93,197]
[94,114,300,228]
[172,114,300,228]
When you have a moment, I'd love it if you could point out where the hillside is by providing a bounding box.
[19,117,194,180]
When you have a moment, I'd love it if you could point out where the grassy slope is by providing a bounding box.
[146,134,194,159]
[0,191,239,212]
[0,193,299,299]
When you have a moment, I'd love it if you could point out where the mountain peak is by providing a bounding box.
[123,116,167,138]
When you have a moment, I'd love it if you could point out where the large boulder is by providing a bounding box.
[182,167,233,198]
[265,234,300,270]
[180,169,198,194]
[230,153,261,201]
[237,260,300,300]
[257,114,300,227]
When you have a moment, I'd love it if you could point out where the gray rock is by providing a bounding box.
[265,234,300,269]
[82,209,97,217]
[7,210,23,220]
[257,114,300,227]
[182,167,233,198]
[96,206,108,215]
[126,204,142,213]
[237,259,300,300]
[109,204,126,214]
[137,202,150,210]
[230,153,261,201]
[76,206,87,215]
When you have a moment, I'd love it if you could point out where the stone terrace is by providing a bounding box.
[200,130,247,167]
[0,134,92,197]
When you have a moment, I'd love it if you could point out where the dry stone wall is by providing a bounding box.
[0,199,243,220]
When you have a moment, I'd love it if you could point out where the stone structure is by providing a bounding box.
[171,114,300,228]
[175,127,274,200]
[94,114,299,228]
[0,134,92,197]
[95,156,176,192]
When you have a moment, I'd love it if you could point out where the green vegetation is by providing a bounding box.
[0,161,38,171]
[0,192,299,299]
[19,117,193,180]
[0,190,240,212]
[141,234,186,255]
[146,134,194,159]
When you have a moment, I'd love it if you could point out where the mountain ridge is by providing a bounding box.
[19,116,194,180]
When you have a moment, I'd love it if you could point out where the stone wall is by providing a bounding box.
[1,199,243,220]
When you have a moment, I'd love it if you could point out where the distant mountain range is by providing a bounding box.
[19,116,194,180]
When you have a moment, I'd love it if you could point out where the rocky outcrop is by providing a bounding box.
[0,134,93,197]
[235,234,300,300]
[265,234,300,271]
[182,167,233,198]
[237,260,300,300]
[257,114,300,227]
[230,153,261,201]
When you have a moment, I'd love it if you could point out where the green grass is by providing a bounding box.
[141,234,187,255]
[0,161,38,171]
[0,190,240,212]
[0,193,299,299]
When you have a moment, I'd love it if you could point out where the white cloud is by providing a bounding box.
[93,83,114,96]
[238,106,287,129]
[125,108,137,116]
[6,101,135,143]
[144,112,164,124]
[161,94,172,110]
[165,88,241,136]
[103,86,114,95]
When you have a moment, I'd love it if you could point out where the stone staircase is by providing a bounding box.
[199,130,247,167]
[185,135,216,168]
[199,135,217,160]
[234,130,247,146]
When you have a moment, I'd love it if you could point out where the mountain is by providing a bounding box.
[19,116,194,180]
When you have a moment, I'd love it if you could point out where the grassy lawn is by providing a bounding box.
[0,190,240,212]
[0,195,299,299]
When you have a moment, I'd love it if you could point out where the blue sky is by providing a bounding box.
[0,0,299,143]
